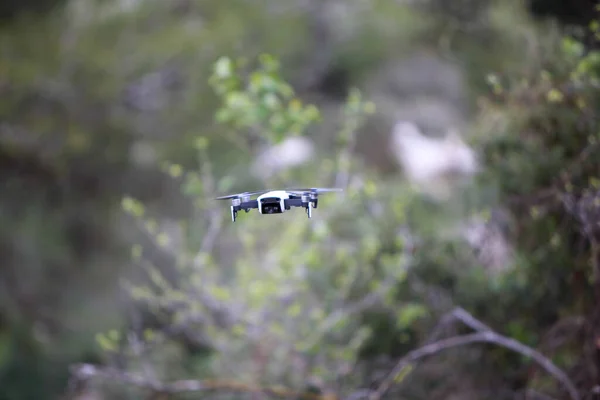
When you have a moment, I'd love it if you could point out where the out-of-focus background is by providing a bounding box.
[1,0,600,399]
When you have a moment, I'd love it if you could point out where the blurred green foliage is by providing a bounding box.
[1,0,600,399]
[209,54,321,143]
[469,18,600,390]
[114,55,400,393]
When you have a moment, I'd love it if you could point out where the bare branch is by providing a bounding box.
[450,307,493,332]
[368,308,580,400]
[69,363,326,399]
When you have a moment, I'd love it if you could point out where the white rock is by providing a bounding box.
[461,217,513,274]
[252,136,315,180]
[390,121,478,197]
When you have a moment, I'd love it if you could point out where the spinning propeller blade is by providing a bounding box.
[215,190,270,200]
[286,187,343,194]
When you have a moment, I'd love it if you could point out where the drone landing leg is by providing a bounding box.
[231,206,237,222]
[307,202,312,219]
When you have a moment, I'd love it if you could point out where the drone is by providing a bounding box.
[215,188,342,222]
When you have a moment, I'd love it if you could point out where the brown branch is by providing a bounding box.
[69,363,328,399]
[368,307,580,400]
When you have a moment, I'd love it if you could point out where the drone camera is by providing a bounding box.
[260,197,283,214]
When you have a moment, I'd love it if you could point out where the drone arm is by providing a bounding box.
[239,200,258,210]
[285,198,304,208]
[230,200,258,222]
[285,198,313,218]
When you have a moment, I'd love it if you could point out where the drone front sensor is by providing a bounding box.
[215,188,342,222]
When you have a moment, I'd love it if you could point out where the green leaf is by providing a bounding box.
[131,244,143,261]
[194,137,209,150]
[396,303,428,328]
[561,37,585,59]
[209,285,231,301]
[393,364,414,383]
[225,92,251,109]
[287,302,302,317]
[215,108,232,123]
[258,53,280,72]
[121,196,145,217]
[167,163,183,178]
[214,56,233,79]
[546,88,564,103]
[262,92,281,109]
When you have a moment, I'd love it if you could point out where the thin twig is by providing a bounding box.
[368,308,580,400]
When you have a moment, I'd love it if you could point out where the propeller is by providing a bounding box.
[286,187,342,210]
[215,190,270,200]
[285,187,343,194]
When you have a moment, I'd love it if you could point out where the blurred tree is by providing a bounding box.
[1,0,599,399]
[528,0,598,27]
[472,18,600,396]
[0,0,66,24]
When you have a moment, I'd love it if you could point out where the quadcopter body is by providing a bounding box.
[216,188,342,222]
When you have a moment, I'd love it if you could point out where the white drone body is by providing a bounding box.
[216,188,342,222]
